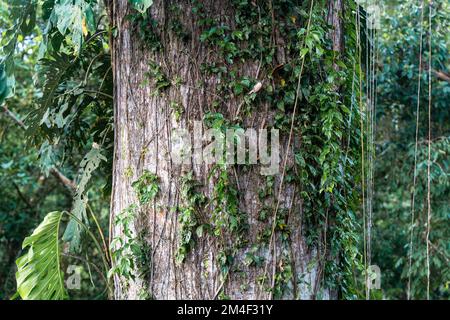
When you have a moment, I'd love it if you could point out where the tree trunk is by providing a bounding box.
[111,0,345,300]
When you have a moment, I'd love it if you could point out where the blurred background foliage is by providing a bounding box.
[0,0,112,299]
[373,0,449,299]
[0,0,448,299]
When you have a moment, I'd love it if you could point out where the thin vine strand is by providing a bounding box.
[260,0,315,297]
[407,0,425,301]
[355,2,368,299]
[426,0,432,300]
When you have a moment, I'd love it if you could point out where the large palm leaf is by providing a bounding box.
[15,211,68,300]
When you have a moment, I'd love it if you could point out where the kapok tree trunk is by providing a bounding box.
[110,0,347,299]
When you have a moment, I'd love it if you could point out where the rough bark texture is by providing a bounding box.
[111,0,343,300]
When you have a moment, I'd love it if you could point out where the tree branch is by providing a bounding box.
[12,182,33,210]
[50,167,76,191]
[1,104,26,129]
[432,69,450,84]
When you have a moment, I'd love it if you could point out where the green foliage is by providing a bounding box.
[0,0,114,291]
[109,205,138,282]
[15,205,111,300]
[52,0,96,52]
[0,0,38,101]
[211,166,247,237]
[128,12,161,51]
[168,5,190,41]
[131,170,159,205]
[1,0,112,299]
[0,17,76,297]
[2,0,449,301]
[192,0,364,298]
[28,52,73,132]
[129,0,153,14]
[244,245,264,268]
[109,170,159,285]
[170,101,184,122]
[144,61,170,94]
[135,230,152,282]
[374,0,450,299]
[63,144,107,252]
[15,211,67,300]
[0,62,11,104]
[176,172,207,264]
[273,257,293,299]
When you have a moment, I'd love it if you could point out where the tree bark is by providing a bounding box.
[111,0,344,300]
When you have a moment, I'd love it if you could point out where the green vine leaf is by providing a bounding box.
[132,170,159,205]
[129,0,153,14]
[15,211,68,300]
